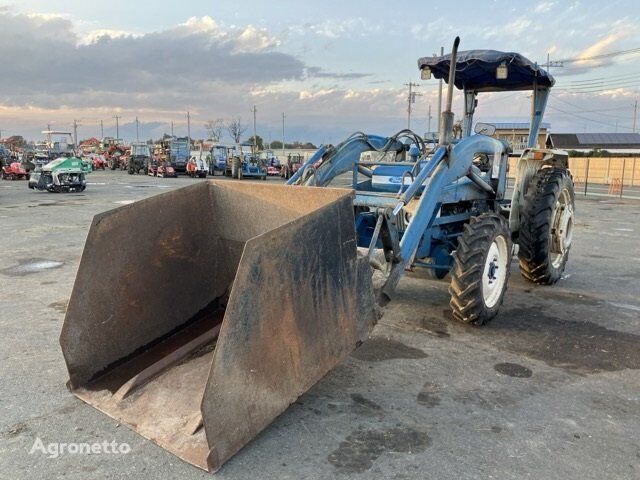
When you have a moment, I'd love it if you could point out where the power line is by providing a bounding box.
[550,95,637,119]
[555,46,640,63]
[546,104,635,130]
[560,71,640,86]
[554,81,640,94]
[555,75,640,90]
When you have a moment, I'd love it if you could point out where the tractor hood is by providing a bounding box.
[418,50,554,92]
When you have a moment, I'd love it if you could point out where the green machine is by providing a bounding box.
[28,156,91,192]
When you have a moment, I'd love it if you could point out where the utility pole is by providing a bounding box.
[252,105,257,151]
[544,53,564,73]
[135,116,140,142]
[186,112,191,147]
[427,104,432,134]
[100,120,104,139]
[171,121,174,137]
[546,53,550,73]
[282,112,286,158]
[633,100,638,133]
[404,82,421,129]
[113,115,120,140]
[72,119,80,146]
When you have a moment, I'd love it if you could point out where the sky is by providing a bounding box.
[0,0,639,144]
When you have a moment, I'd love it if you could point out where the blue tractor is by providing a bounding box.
[229,150,268,180]
[208,144,229,175]
[169,136,190,173]
[288,37,575,325]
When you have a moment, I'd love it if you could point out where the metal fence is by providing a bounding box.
[508,156,640,200]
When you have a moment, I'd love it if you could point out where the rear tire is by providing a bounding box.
[232,157,241,179]
[449,213,511,326]
[518,168,575,284]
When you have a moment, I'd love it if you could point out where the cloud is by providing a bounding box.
[0,10,374,119]
[534,1,555,13]
[556,27,636,74]
[573,32,624,64]
[306,67,372,79]
[80,29,138,45]
[289,18,382,39]
[0,11,306,110]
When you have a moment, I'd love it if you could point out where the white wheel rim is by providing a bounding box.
[550,188,574,269]
[482,236,508,308]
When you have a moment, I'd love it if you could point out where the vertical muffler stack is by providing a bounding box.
[60,181,376,472]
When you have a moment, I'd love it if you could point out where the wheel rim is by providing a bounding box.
[550,188,574,269]
[482,236,508,308]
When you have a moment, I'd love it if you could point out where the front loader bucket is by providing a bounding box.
[60,181,376,472]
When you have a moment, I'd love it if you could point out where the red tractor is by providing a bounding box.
[280,153,304,179]
[92,155,106,170]
[101,138,129,170]
[2,162,28,180]
[148,157,177,178]
[157,164,177,178]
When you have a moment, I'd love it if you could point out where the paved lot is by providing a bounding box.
[1,170,639,479]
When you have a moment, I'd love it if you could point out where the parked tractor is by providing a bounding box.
[59,38,574,473]
[228,153,267,180]
[280,153,304,179]
[169,136,190,173]
[128,142,151,175]
[0,144,11,167]
[288,38,575,322]
[102,138,128,170]
[186,150,208,178]
[91,154,106,170]
[208,144,228,176]
[28,156,90,192]
[2,162,28,180]
[147,157,177,178]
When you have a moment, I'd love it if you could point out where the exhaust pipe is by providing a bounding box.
[438,36,460,146]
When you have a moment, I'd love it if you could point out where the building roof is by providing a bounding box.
[547,133,640,149]
[492,122,551,130]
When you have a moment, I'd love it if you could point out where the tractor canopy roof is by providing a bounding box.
[418,50,554,92]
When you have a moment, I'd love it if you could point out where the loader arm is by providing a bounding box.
[380,135,507,300]
[286,133,407,187]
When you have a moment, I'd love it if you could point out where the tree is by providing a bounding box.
[247,135,264,150]
[267,140,316,150]
[204,118,225,142]
[226,117,247,144]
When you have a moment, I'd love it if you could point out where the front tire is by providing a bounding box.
[449,213,512,326]
[518,168,575,284]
